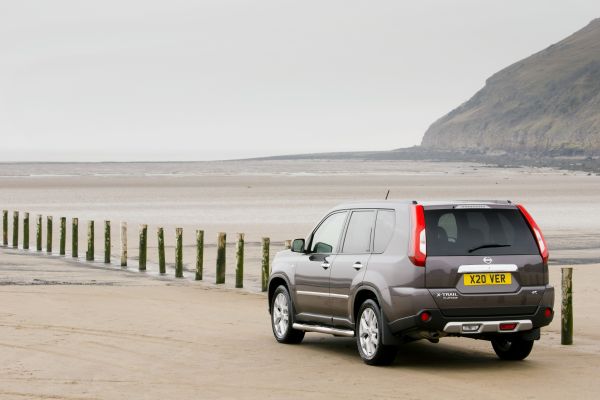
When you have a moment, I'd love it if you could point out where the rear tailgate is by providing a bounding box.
[423,204,547,316]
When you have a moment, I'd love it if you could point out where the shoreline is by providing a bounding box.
[1,147,599,174]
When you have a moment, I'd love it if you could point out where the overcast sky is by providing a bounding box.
[0,1,598,161]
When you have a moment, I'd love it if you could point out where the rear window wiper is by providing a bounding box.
[468,243,511,253]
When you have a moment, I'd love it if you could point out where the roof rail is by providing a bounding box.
[454,200,512,204]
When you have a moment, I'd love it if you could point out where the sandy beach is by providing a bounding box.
[1,160,599,398]
[0,249,599,400]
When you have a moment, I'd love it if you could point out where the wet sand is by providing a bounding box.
[0,160,599,292]
[0,250,599,400]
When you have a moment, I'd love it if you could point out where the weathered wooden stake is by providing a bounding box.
[46,216,53,253]
[261,237,270,292]
[139,224,147,271]
[72,218,79,258]
[2,210,7,246]
[195,230,204,281]
[158,227,166,274]
[104,221,111,263]
[86,220,94,261]
[175,228,183,278]
[561,267,573,345]
[284,239,292,250]
[36,215,42,251]
[23,212,29,250]
[120,222,127,267]
[12,211,19,248]
[216,232,226,284]
[59,217,66,255]
[235,233,244,288]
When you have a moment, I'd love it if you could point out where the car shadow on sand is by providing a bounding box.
[299,336,536,370]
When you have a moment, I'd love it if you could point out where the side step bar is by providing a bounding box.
[292,323,354,337]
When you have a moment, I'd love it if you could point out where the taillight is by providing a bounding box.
[517,204,549,264]
[408,204,426,267]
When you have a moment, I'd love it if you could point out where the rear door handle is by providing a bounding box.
[321,262,330,270]
[353,262,363,271]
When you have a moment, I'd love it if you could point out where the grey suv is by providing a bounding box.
[268,200,554,365]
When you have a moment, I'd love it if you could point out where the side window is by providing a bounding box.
[342,211,376,253]
[373,210,395,253]
[310,211,348,254]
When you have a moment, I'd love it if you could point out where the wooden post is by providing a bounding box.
[59,217,66,255]
[235,233,244,288]
[175,228,183,278]
[12,211,19,248]
[216,232,226,284]
[284,240,292,250]
[23,212,29,250]
[561,267,573,345]
[36,215,42,251]
[158,227,166,274]
[139,224,147,271]
[104,221,111,263]
[261,237,270,292]
[195,230,204,280]
[86,220,94,261]
[120,222,127,267]
[72,218,79,258]
[2,210,7,246]
[46,216,52,253]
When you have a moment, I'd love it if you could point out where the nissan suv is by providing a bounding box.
[267,200,554,365]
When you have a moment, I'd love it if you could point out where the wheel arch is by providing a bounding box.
[352,286,382,323]
[268,274,292,314]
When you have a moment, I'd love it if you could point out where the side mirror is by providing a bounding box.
[291,238,305,253]
[313,242,333,254]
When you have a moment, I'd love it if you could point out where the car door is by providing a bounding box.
[294,210,348,325]
[329,209,376,327]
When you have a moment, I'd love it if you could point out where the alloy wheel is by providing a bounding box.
[359,307,379,358]
[272,292,289,338]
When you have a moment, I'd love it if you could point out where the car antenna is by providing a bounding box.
[385,189,390,200]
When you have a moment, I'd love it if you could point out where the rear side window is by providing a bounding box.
[424,208,538,256]
[373,210,395,253]
[342,211,376,253]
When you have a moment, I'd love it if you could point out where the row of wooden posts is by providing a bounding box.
[2,210,288,291]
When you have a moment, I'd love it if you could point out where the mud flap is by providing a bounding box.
[381,310,403,346]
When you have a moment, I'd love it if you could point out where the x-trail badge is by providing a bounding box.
[483,257,493,264]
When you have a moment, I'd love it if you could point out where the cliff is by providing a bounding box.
[421,18,600,155]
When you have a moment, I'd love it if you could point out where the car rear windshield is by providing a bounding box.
[424,208,539,256]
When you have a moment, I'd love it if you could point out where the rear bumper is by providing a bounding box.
[388,304,554,337]
[443,319,532,334]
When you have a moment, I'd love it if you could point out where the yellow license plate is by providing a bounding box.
[463,273,511,286]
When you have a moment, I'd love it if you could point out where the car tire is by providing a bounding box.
[491,337,534,360]
[271,285,305,344]
[356,299,397,365]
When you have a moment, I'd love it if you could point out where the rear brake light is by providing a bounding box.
[499,323,518,331]
[517,204,549,264]
[408,205,426,267]
[544,308,553,318]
